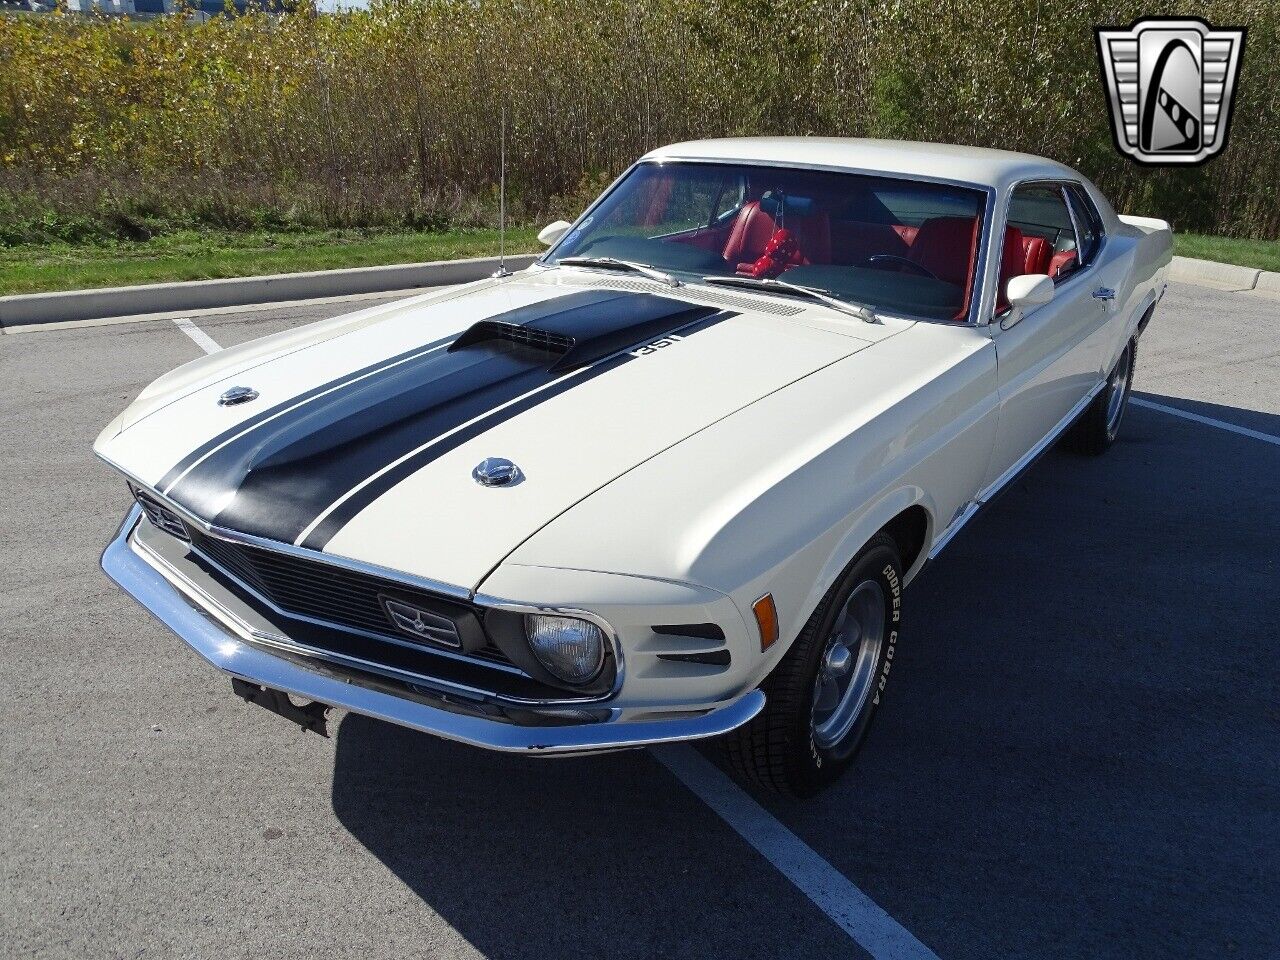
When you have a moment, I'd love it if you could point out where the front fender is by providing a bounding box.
[800,485,937,620]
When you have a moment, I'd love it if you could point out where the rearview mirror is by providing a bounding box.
[1000,274,1055,329]
[538,220,573,247]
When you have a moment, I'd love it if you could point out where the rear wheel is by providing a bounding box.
[722,534,902,797]
[1068,339,1135,455]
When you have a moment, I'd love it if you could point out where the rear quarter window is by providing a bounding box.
[1065,184,1105,266]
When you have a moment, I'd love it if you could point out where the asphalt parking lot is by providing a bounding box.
[2,280,1278,960]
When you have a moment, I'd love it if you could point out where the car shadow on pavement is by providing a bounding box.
[750,395,1280,960]
[331,394,1279,960]
[330,714,855,960]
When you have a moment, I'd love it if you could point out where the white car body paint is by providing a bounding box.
[95,138,1173,746]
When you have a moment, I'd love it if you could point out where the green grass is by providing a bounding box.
[2,225,1276,296]
[1174,232,1280,273]
[0,227,540,296]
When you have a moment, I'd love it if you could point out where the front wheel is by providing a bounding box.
[721,534,903,797]
[1068,339,1135,455]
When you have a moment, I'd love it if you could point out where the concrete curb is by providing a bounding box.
[3,250,1274,329]
[1253,270,1280,298]
[1168,255,1263,292]
[0,254,538,328]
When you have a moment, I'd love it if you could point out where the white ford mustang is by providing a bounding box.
[97,138,1172,795]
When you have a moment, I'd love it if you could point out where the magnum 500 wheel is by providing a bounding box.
[1068,339,1135,455]
[723,534,903,797]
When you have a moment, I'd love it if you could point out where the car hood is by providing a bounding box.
[97,272,890,591]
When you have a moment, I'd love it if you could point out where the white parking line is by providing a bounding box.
[653,745,942,960]
[172,317,222,355]
[1132,397,1280,447]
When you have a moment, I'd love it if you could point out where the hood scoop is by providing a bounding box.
[450,320,575,359]
[448,289,722,372]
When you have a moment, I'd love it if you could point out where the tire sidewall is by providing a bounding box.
[788,541,902,794]
[1105,343,1134,443]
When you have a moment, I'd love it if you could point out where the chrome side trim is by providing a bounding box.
[928,379,1106,560]
[102,508,764,753]
[927,501,982,560]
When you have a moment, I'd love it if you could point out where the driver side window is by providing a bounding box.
[1003,184,1080,300]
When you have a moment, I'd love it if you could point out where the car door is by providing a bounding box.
[981,181,1115,492]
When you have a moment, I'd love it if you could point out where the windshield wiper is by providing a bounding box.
[558,256,682,288]
[701,275,880,324]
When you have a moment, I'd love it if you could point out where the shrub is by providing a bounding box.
[1,0,1277,241]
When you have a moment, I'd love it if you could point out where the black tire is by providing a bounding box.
[1067,339,1135,456]
[721,534,903,797]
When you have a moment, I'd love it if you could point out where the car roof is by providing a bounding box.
[640,137,1079,191]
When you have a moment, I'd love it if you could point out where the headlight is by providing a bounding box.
[524,614,606,684]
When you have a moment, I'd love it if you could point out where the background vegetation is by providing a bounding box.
[1,0,1276,255]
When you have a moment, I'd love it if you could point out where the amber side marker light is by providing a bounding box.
[753,593,779,651]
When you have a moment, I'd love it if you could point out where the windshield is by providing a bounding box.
[548,162,989,322]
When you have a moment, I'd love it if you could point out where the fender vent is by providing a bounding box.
[651,623,726,641]
[650,623,730,667]
[657,650,731,667]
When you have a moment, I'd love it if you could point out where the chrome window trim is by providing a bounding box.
[541,157,997,327]
[1062,182,1107,270]
[1061,184,1087,267]
[989,176,1101,323]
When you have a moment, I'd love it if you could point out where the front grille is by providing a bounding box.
[184,527,514,668]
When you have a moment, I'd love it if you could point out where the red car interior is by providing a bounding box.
[906,216,981,287]
[829,222,919,263]
[705,194,1071,319]
[1048,250,1078,277]
[722,200,833,275]
[1020,235,1053,275]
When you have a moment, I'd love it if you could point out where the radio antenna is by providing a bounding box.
[492,103,512,279]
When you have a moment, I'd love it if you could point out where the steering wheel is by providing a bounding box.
[864,254,939,281]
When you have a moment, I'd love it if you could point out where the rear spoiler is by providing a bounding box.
[1118,214,1172,236]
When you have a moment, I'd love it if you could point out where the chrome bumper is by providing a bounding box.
[101,508,764,754]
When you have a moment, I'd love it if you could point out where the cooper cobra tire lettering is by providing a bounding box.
[873,563,901,706]
[721,533,904,797]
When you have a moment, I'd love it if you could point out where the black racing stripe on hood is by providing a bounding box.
[299,308,731,550]
[157,332,458,494]
[163,290,722,546]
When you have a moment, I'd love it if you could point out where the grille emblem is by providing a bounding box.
[218,386,260,406]
[472,457,523,487]
[380,598,463,648]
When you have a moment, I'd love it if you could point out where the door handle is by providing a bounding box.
[1092,287,1117,301]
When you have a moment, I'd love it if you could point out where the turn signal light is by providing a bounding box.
[753,593,779,651]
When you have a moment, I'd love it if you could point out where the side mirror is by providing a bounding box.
[537,220,573,247]
[1000,274,1055,329]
